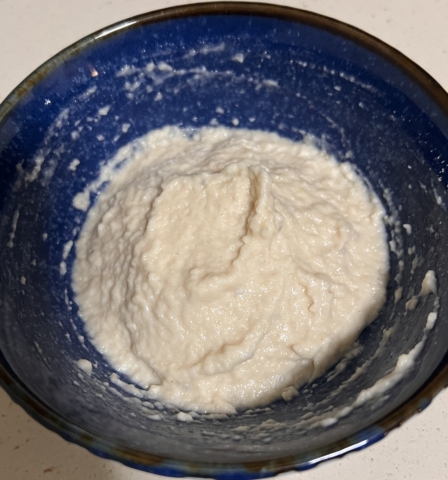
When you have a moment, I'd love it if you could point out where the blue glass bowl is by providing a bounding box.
[0,3,447,478]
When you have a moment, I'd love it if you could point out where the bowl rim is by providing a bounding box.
[1,2,448,478]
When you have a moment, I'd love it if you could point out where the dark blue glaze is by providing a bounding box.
[0,4,447,478]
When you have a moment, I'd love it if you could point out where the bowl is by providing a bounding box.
[0,2,447,478]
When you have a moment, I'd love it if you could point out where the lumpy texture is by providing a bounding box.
[73,127,388,414]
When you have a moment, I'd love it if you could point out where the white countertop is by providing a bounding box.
[0,1,447,479]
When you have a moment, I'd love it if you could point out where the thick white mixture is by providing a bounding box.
[73,127,389,414]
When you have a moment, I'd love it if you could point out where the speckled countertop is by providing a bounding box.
[0,1,447,479]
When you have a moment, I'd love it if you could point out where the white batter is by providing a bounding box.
[73,127,389,414]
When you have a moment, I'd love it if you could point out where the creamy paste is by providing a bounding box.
[73,127,388,414]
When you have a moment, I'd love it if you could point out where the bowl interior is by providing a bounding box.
[0,4,447,474]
